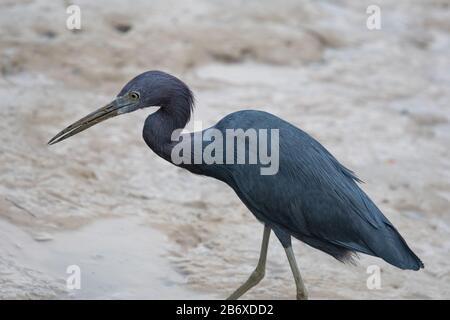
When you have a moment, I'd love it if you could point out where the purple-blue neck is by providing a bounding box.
[142,96,192,162]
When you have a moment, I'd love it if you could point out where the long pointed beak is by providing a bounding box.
[48,97,134,145]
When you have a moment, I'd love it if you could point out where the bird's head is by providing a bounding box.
[48,70,193,145]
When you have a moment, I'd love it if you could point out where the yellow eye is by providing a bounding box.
[129,91,140,100]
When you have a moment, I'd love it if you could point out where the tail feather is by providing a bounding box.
[295,223,424,270]
[375,223,424,270]
[346,221,424,270]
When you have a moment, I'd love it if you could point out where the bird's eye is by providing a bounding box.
[129,91,140,100]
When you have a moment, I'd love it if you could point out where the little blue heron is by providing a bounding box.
[49,70,423,299]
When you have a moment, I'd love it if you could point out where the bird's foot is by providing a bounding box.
[226,268,265,300]
[296,289,308,300]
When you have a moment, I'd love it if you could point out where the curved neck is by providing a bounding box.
[143,99,191,162]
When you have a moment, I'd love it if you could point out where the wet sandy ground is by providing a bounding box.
[1,0,449,299]
[0,217,213,299]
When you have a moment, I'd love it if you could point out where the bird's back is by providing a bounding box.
[198,110,423,270]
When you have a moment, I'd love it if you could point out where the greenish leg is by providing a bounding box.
[226,225,271,300]
[284,246,308,300]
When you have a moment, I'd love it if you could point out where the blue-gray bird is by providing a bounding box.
[48,71,424,299]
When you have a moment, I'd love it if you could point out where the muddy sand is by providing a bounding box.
[0,0,449,299]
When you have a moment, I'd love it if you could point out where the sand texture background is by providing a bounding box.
[0,0,449,299]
